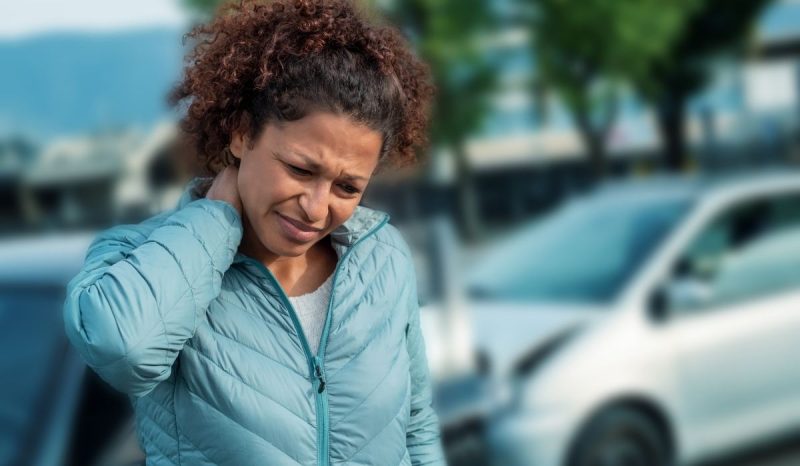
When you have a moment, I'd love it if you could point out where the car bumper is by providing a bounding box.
[486,406,573,466]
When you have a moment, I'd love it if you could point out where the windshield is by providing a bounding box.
[467,192,692,304]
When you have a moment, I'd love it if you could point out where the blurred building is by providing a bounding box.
[3,122,184,235]
[0,137,36,233]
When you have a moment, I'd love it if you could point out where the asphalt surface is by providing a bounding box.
[445,432,800,466]
[698,435,800,466]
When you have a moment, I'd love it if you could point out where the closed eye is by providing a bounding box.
[287,164,312,176]
[339,183,361,194]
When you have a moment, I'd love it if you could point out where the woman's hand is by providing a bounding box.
[206,165,243,216]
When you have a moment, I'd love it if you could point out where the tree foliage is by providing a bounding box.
[376,0,497,150]
[527,0,700,176]
[637,0,774,170]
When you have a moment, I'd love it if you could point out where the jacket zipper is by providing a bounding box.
[240,214,389,466]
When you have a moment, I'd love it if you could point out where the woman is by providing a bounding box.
[62,0,443,464]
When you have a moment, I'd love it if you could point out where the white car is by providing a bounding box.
[468,172,800,466]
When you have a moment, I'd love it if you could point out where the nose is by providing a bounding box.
[298,182,330,226]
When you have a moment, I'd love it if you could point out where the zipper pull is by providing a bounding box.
[314,358,326,394]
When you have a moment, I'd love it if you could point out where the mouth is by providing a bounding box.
[278,213,323,232]
[276,213,323,243]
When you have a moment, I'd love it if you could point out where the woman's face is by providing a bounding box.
[230,111,383,258]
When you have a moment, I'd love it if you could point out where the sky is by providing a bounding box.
[1,0,188,39]
[5,0,800,40]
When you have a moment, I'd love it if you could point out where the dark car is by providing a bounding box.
[0,233,147,466]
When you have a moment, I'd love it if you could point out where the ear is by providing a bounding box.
[229,131,247,160]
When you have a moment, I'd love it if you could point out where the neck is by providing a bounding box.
[238,212,333,291]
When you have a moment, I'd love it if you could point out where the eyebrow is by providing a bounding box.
[289,151,368,183]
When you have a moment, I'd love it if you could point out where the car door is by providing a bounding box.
[664,192,800,455]
[0,285,73,466]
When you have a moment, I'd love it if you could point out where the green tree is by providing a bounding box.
[637,0,774,171]
[525,0,699,177]
[375,0,497,240]
[182,0,219,15]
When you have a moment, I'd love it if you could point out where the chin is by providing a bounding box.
[247,212,316,258]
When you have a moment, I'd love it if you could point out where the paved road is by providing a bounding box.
[446,433,800,466]
[699,436,800,466]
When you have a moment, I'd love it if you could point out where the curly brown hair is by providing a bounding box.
[170,0,434,176]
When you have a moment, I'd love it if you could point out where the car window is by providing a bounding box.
[712,227,800,305]
[468,193,691,303]
[670,192,800,312]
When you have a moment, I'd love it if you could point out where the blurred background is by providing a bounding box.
[4,0,800,465]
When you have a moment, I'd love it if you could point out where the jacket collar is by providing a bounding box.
[178,177,389,249]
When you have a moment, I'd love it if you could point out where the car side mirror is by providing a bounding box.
[666,277,713,311]
[650,277,713,322]
[647,286,670,323]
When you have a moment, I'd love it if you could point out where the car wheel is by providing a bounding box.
[567,406,672,466]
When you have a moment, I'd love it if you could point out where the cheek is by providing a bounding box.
[240,169,300,215]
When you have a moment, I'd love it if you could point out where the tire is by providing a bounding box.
[567,406,672,466]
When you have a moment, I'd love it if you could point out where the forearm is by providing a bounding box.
[63,198,242,396]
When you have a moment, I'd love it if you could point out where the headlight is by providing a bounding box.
[512,325,582,377]
[506,325,583,413]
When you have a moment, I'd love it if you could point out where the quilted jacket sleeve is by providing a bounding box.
[63,198,242,397]
[405,256,446,465]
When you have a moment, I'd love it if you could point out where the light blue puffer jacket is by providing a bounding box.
[63,179,445,465]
